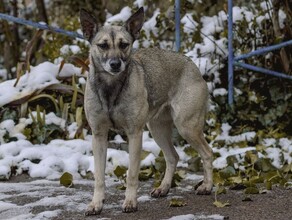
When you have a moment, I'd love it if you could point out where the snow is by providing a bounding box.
[213,88,227,97]
[181,13,198,34]
[232,6,254,23]
[0,178,226,220]
[1,112,289,178]
[134,0,145,8]
[0,180,90,219]
[201,12,226,35]
[60,45,81,55]
[105,6,132,25]
[0,62,82,107]
[213,146,256,169]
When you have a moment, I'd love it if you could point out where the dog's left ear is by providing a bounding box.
[125,7,144,40]
[80,9,98,43]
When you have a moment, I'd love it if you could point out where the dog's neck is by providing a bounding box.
[89,56,130,110]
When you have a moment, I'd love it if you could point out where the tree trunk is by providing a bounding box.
[0,0,20,79]
[271,0,290,73]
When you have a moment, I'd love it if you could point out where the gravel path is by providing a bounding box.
[1,174,291,220]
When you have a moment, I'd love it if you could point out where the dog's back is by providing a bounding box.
[132,47,208,114]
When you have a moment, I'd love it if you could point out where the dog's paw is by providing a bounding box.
[150,188,169,198]
[195,183,212,195]
[85,201,103,216]
[122,200,138,213]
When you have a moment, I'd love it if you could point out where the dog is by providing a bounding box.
[80,7,213,215]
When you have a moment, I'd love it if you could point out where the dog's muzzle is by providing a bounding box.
[109,58,122,73]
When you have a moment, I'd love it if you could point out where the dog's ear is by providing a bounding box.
[80,9,98,43]
[125,7,144,40]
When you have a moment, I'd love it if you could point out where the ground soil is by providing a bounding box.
[2,174,292,220]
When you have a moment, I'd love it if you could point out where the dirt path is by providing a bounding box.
[1,174,291,220]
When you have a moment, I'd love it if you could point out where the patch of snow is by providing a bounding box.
[134,0,145,8]
[105,7,132,24]
[181,13,198,34]
[213,146,256,169]
[143,9,160,38]
[233,6,254,23]
[60,45,81,55]
[213,88,227,97]
[0,69,7,80]
[0,62,82,107]
[137,195,152,202]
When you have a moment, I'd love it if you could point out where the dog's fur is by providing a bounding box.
[80,7,213,215]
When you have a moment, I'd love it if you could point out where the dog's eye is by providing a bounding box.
[119,42,129,50]
[97,43,109,50]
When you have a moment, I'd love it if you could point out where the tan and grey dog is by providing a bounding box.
[80,7,213,215]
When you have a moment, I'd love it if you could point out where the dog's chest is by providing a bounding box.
[96,85,137,131]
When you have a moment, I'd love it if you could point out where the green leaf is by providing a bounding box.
[169,198,187,207]
[172,170,186,187]
[266,181,272,190]
[184,146,198,157]
[245,150,258,164]
[242,196,252,202]
[244,187,259,194]
[213,172,225,185]
[254,158,276,172]
[113,166,127,179]
[139,167,153,181]
[282,163,292,173]
[219,166,236,179]
[187,156,201,172]
[154,155,166,173]
[228,176,242,185]
[215,185,226,195]
[140,150,151,160]
[213,200,230,208]
[116,184,126,190]
[60,172,73,187]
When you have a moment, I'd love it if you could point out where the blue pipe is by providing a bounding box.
[0,13,84,39]
[235,39,292,61]
[234,62,292,80]
[228,0,234,105]
[175,0,181,52]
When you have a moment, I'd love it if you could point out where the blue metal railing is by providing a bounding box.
[175,0,181,52]
[228,0,234,105]
[0,13,84,39]
[228,0,292,105]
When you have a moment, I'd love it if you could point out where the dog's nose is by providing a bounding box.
[109,59,121,71]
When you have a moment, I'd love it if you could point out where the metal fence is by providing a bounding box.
[1,0,291,106]
[227,0,292,105]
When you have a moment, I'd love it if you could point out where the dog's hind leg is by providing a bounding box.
[178,129,213,194]
[171,82,213,195]
[85,132,108,216]
[147,109,179,198]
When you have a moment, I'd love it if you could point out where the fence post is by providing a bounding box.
[175,0,181,52]
[228,0,234,105]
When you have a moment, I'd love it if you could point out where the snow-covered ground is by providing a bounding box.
[0,178,226,220]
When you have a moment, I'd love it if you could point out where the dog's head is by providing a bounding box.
[80,7,144,75]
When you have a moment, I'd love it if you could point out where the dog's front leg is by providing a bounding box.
[85,132,108,216]
[122,130,143,213]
